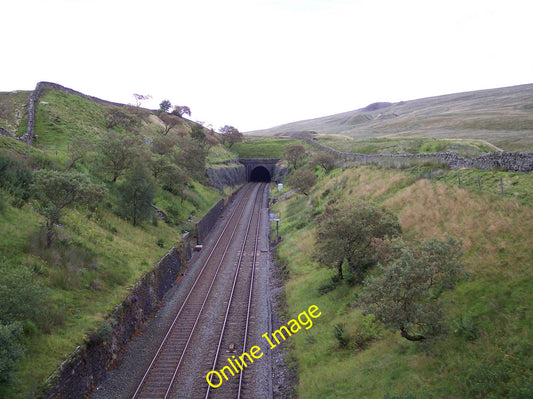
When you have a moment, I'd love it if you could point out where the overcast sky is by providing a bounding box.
[2,0,532,132]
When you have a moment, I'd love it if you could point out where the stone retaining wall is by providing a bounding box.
[39,239,188,398]
[195,188,242,245]
[206,160,247,190]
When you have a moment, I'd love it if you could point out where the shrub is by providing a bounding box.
[334,323,350,348]
[360,237,465,341]
[0,322,24,382]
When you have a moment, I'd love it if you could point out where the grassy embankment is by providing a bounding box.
[271,165,533,398]
[232,136,300,158]
[315,135,501,157]
[0,88,232,397]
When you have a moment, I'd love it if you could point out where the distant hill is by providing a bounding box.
[248,84,533,152]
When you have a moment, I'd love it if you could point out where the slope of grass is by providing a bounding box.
[232,137,299,158]
[315,135,500,157]
[249,83,533,152]
[0,90,30,136]
[271,166,533,398]
[0,86,233,397]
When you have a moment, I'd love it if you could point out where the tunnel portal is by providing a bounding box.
[239,158,279,182]
[250,166,271,182]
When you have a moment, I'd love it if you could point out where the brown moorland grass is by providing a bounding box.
[273,166,533,398]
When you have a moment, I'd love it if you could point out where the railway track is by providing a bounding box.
[131,183,267,399]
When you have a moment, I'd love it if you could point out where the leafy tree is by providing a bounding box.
[311,151,335,172]
[66,135,92,171]
[0,258,48,325]
[284,144,306,169]
[315,202,401,282]
[159,163,189,202]
[0,322,24,382]
[95,130,144,182]
[151,134,179,156]
[287,169,317,195]
[171,105,191,118]
[32,170,106,247]
[115,163,156,226]
[0,152,33,201]
[360,237,465,341]
[159,99,172,113]
[158,112,182,135]
[190,123,206,146]
[173,137,207,181]
[105,108,140,132]
[219,125,243,148]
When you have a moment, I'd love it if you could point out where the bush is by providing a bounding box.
[0,151,33,200]
[0,322,24,382]
[334,323,351,349]
[0,257,48,326]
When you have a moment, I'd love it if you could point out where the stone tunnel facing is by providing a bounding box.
[250,166,271,182]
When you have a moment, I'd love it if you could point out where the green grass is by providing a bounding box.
[316,135,500,157]
[0,86,232,397]
[407,166,533,207]
[0,91,31,136]
[271,165,533,398]
[0,188,195,397]
[206,144,237,165]
[232,137,299,158]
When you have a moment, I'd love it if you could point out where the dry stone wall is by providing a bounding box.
[300,136,533,173]
[19,81,127,144]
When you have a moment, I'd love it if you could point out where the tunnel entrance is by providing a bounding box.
[250,166,271,182]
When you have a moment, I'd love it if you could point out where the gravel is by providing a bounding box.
[91,186,293,398]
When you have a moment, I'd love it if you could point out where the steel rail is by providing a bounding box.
[132,184,256,399]
[204,183,265,398]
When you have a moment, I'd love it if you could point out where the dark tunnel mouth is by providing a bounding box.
[250,166,272,182]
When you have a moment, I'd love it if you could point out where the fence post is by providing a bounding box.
[478,175,481,191]
[458,171,461,187]
[500,178,504,196]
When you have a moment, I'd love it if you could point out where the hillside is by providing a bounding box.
[0,83,238,397]
[248,83,533,152]
[272,163,533,398]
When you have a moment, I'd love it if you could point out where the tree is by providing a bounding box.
[171,105,191,118]
[219,125,243,148]
[310,151,335,172]
[173,136,207,181]
[284,144,306,169]
[360,237,465,341]
[0,322,24,382]
[287,169,317,195]
[151,134,179,156]
[158,112,182,135]
[32,170,106,247]
[315,202,401,282]
[115,163,156,226]
[66,135,92,171]
[190,123,206,146]
[95,131,144,182]
[159,99,172,113]
[132,93,152,107]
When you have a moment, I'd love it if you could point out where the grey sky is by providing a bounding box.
[2,0,532,131]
